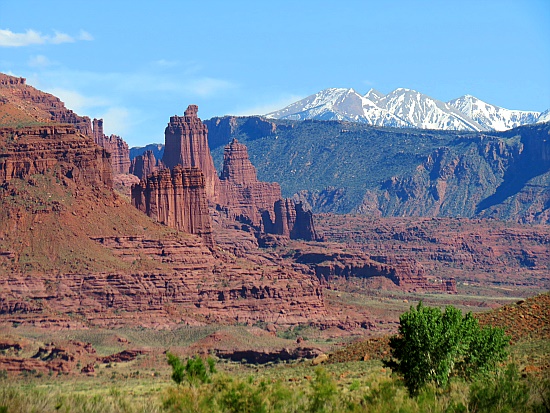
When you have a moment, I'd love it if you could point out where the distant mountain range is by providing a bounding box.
[266,88,547,131]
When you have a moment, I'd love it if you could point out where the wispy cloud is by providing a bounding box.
[46,88,110,113]
[28,55,54,68]
[0,28,93,47]
[233,93,305,116]
[99,106,132,136]
[51,31,74,44]
[0,29,44,47]
[185,77,236,97]
[78,30,94,41]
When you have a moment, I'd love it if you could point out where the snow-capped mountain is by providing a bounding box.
[265,88,411,128]
[372,88,483,131]
[265,87,546,132]
[536,109,550,124]
[447,95,540,131]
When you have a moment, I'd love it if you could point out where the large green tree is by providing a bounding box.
[387,302,509,394]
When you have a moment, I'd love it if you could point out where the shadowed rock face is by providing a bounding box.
[218,138,282,226]
[131,166,214,247]
[130,150,163,179]
[261,198,318,241]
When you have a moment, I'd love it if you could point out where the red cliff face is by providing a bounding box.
[92,119,131,175]
[131,166,214,247]
[162,105,219,201]
[0,125,112,188]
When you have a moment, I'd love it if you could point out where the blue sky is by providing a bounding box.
[1,0,549,147]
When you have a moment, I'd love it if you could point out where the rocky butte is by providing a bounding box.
[0,76,327,328]
[162,105,220,201]
[137,105,318,242]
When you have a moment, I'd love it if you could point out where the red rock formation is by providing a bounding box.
[220,138,261,184]
[0,126,112,187]
[289,247,456,293]
[92,118,131,174]
[218,138,318,241]
[0,73,92,136]
[218,138,282,226]
[131,166,214,247]
[162,105,219,200]
[315,214,550,292]
[133,107,317,243]
[129,150,162,179]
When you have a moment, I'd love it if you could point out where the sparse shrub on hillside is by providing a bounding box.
[386,302,509,395]
[167,353,216,386]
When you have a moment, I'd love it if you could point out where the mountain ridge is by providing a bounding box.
[266,87,547,132]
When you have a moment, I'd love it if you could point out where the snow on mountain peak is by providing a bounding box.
[448,95,540,131]
[265,87,541,132]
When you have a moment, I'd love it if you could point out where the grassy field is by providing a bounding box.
[1,354,548,412]
[1,293,548,412]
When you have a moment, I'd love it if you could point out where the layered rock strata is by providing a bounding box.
[288,248,456,293]
[131,166,214,247]
[315,214,550,291]
[0,126,112,187]
[0,232,326,328]
[0,73,92,136]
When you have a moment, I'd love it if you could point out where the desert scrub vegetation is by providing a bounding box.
[160,354,549,413]
[1,363,547,413]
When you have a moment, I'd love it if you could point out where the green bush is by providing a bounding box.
[167,353,216,386]
[386,302,509,394]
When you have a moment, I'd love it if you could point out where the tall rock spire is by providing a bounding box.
[162,105,219,201]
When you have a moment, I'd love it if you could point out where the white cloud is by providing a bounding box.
[152,59,179,68]
[0,28,93,47]
[51,31,74,44]
[99,107,132,136]
[185,77,236,97]
[0,29,44,47]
